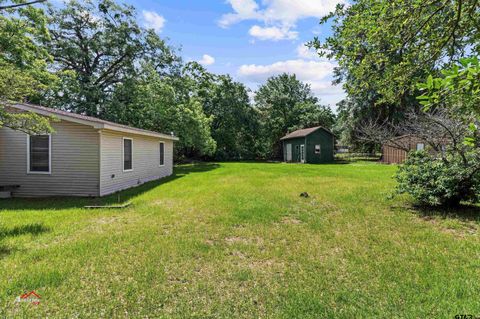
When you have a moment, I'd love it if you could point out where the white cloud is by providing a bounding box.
[296,43,319,59]
[237,59,345,106]
[219,0,262,27]
[249,25,298,41]
[142,10,166,33]
[219,0,346,40]
[199,54,215,66]
[296,43,333,61]
[238,59,335,82]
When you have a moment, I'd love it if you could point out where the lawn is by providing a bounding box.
[0,162,479,318]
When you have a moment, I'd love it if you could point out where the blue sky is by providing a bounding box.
[125,0,346,109]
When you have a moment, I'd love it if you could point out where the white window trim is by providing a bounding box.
[315,144,321,155]
[27,134,52,175]
[159,141,165,167]
[122,137,133,172]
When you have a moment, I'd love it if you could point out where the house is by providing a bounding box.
[0,103,178,197]
[280,126,334,163]
[381,135,434,164]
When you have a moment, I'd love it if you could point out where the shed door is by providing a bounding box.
[286,144,292,161]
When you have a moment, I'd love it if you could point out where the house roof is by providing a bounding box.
[280,126,333,140]
[9,103,179,141]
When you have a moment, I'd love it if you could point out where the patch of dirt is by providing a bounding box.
[151,199,177,209]
[204,239,215,246]
[281,216,302,224]
[225,236,248,244]
[95,216,119,224]
[224,236,264,246]
[420,216,478,237]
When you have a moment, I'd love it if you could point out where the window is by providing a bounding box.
[28,135,51,173]
[416,143,425,151]
[123,138,133,171]
[315,144,321,154]
[159,142,165,166]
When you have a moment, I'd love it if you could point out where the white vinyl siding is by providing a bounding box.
[99,130,173,196]
[0,121,100,197]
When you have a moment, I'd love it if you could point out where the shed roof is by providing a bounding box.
[9,103,179,141]
[280,126,333,140]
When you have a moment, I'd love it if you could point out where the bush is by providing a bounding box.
[396,151,480,206]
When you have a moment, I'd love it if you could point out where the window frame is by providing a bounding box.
[315,144,321,155]
[416,143,425,151]
[122,137,133,172]
[159,142,165,167]
[27,134,52,175]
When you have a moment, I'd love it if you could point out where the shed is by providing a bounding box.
[0,103,179,197]
[280,126,334,163]
[381,135,429,164]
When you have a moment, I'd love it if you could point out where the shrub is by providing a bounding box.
[396,151,480,206]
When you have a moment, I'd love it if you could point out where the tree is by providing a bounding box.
[106,63,216,159]
[417,57,480,119]
[255,74,335,158]
[176,63,261,159]
[0,1,46,10]
[0,0,54,134]
[45,0,178,116]
[206,75,260,160]
[312,0,480,148]
[358,107,480,206]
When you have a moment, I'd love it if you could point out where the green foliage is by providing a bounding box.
[206,75,260,160]
[394,58,480,207]
[0,0,55,133]
[106,64,216,158]
[255,73,335,158]
[313,0,479,107]
[396,151,480,206]
[417,57,480,115]
[45,0,178,116]
[314,0,479,148]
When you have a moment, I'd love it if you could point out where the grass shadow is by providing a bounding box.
[0,163,220,211]
[0,223,50,258]
[0,223,51,239]
[413,204,480,223]
[393,202,480,223]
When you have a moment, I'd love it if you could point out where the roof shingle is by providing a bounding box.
[11,103,178,140]
[280,126,332,140]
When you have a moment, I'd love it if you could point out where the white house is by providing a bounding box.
[0,103,178,197]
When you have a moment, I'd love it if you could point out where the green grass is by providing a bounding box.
[0,162,479,318]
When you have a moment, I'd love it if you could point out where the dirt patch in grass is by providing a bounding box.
[281,216,302,224]
[151,199,178,209]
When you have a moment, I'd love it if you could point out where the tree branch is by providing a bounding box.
[0,0,46,10]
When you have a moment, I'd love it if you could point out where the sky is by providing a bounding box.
[118,0,347,109]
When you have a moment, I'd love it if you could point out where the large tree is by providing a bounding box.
[206,75,260,160]
[312,0,480,148]
[45,0,178,117]
[105,63,216,159]
[0,0,55,134]
[255,74,335,159]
